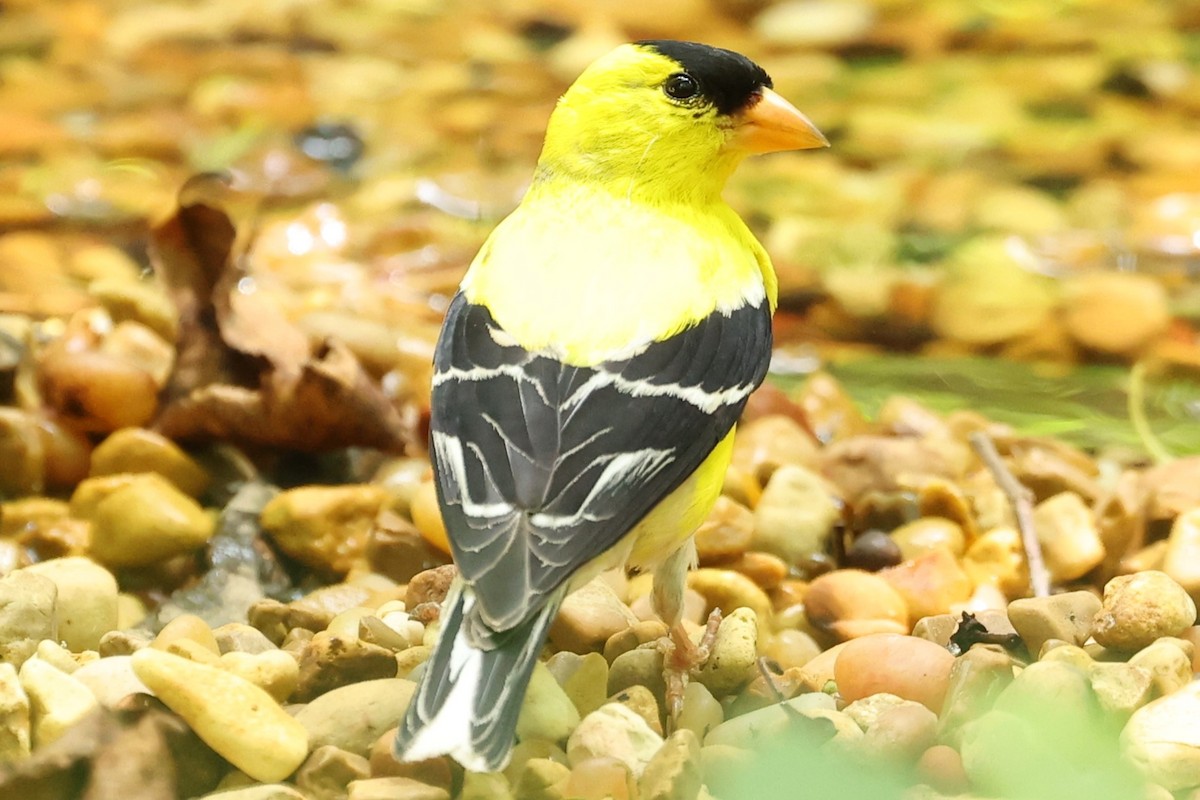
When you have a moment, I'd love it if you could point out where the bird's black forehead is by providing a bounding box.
[637,40,772,115]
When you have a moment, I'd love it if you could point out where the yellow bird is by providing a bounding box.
[395,39,827,772]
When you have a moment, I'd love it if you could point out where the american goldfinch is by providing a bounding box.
[395,39,827,772]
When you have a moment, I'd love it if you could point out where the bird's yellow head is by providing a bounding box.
[532,40,827,204]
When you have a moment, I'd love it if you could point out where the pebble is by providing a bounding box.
[405,565,457,610]
[605,621,669,662]
[1007,590,1101,655]
[684,570,772,627]
[460,771,515,800]
[610,684,662,736]
[513,757,572,800]
[796,641,848,693]
[676,681,723,742]
[1122,680,1200,791]
[564,756,636,800]
[155,612,221,654]
[1163,508,1200,597]
[567,703,664,778]
[273,732,353,794]
[991,660,1097,727]
[762,628,822,671]
[1128,639,1193,698]
[912,608,1015,649]
[694,497,755,564]
[1062,272,1170,355]
[83,472,215,568]
[607,648,666,702]
[504,739,570,787]
[549,578,638,654]
[259,485,391,576]
[546,651,609,718]
[704,692,836,748]
[19,657,99,747]
[891,517,967,560]
[639,729,702,800]
[131,647,310,782]
[804,569,909,641]
[1089,661,1154,717]
[843,530,903,572]
[199,785,308,800]
[753,0,876,47]
[220,650,300,704]
[1032,491,1106,582]
[214,622,278,655]
[295,678,416,756]
[751,464,840,566]
[346,777,449,800]
[0,570,57,667]
[89,427,211,497]
[517,661,582,744]
[0,662,30,761]
[295,632,398,701]
[71,655,150,707]
[961,527,1031,599]
[410,479,450,554]
[693,608,758,696]
[834,634,956,713]
[878,549,972,625]
[916,744,969,795]
[853,698,939,764]
[1092,571,1197,652]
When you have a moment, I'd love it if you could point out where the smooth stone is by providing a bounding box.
[214,622,278,654]
[564,756,637,800]
[878,549,972,626]
[503,740,569,788]
[704,692,836,748]
[295,678,416,756]
[762,629,821,671]
[549,578,638,655]
[72,655,150,707]
[608,647,666,701]
[460,770,516,800]
[961,527,1030,599]
[132,648,309,782]
[694,607,759,696]
[1062,272,1170,355]
[834,634,956,713]
[512,757,571,800]
[567,703,663,778]
[891,517,967,560]
[89,427,211,497]
[676,681,723,743]
[639,729,702,800]
[916,744,970,795]
[220,650,300,704]
[730,414,820,483]
[694,496,755,564]
[294,631,397,702]
[1089,662,1154,717]
[610,683,662,736]
[912,609,1016,650]
[796,642,849,693]
[853,698,939,764]
[1128,639,1193,698]
[1032,492,1105,582]
[0,662,30,761]
[22,557,118,652]
[19,657,99,747]
[752,465,840,565]
[546,651,609,719]
[604,620,669,663]
[517,661,582,744]
[992,660,1098,726]
[199,785,308,800]
[153,612,221,654]
[1093,571,1197,652]
[804,569,908,642]
[685,570,772,628]
[346,777,450,800]
[0,570,57,667]
[34,640,87,673]
[934,645,1014,746]
[84,472,214,568]
[260,485,391,576]
[1007,591,1101,655]
[1123,681,1200,790]
[1163,508,1200,598]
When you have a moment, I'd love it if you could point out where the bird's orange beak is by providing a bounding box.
[728,88,828,154]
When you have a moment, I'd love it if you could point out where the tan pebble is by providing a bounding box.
[916,744,969,795]
[503,739,569,787]
[1040,643,1094,670]
[608,648,666,701]
[879,549,972,626]
[292,583,376,626]
[71,655,149,708]
[197,785,308,800]
[131,648,309,782]
[220,650,300,704]
[891,517,967,560]
[676,681,723,742]
[0,663,31,761]
[117,593,147,629]
[752,464,840,566]
[21,557,116,652]
[395,645,431,679]
[1122,681,1200,790]
[165,638,221,665]
[835,634,956,713]
[1164,509,1200,598]
[214,622,277,655]
[694,607,759,696]
[0,410,47,497]
[609,684,662,736]
[686,569,772,625]
[726,551,788,590]
[805,569,908,642]
[694,496,754,564]
[98,628,151,657]
[770,580,808,612]
[1090,661,1154,717]
[639,728,701,800]
[565,756,636,800]
[763,628,821,670]
[1128,639,1193,698]
[567,703,663,777]
[512,757,571,800]
[1123,540,1169,575]
[295,631,398,702]
[32,640,88,674]
[1062,272,1170,355]
[854,699,938,764]
[1032,491,1105,582]
[937,645,1014,747]
[1007,590,1101,655]
[460,770,515,800]
[153,613,220,654]
[296,678,416,756]
[89,427,210,497]
[410,479,450,555]
[260,485,390,576]
[704,694,835,749]
[326,606,374,639]
[84,473,214,568]
[37,349,158,434]
[295,744,371,798]
[1093,571,1197,652]
[517,661,582,744]
[347,776,449,800]
[1176,627,1200,673]
[992,660,1094,723]
[796,641,849,693]
[549,577,638,655]
[731,414,820,485]
[961,527,1030,599]
[19,657,99,747]
[405,565,457,610]
[547,651,609,719]
[370,735,454,790]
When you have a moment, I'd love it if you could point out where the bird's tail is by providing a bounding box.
[394,582,561,772]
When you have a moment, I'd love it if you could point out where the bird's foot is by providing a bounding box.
[658,607,722,731]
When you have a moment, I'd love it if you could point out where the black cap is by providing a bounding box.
[637,40,772,115]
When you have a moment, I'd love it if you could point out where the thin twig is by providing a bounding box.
[969,431,1051,598]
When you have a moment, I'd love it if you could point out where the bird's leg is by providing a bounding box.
[652,541,722,729]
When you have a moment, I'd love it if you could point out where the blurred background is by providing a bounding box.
[2,0,1199,455]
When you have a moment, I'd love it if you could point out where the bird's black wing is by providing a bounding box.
[430,291,771,642]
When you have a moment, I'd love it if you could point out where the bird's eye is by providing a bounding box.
[663,73,700,101]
